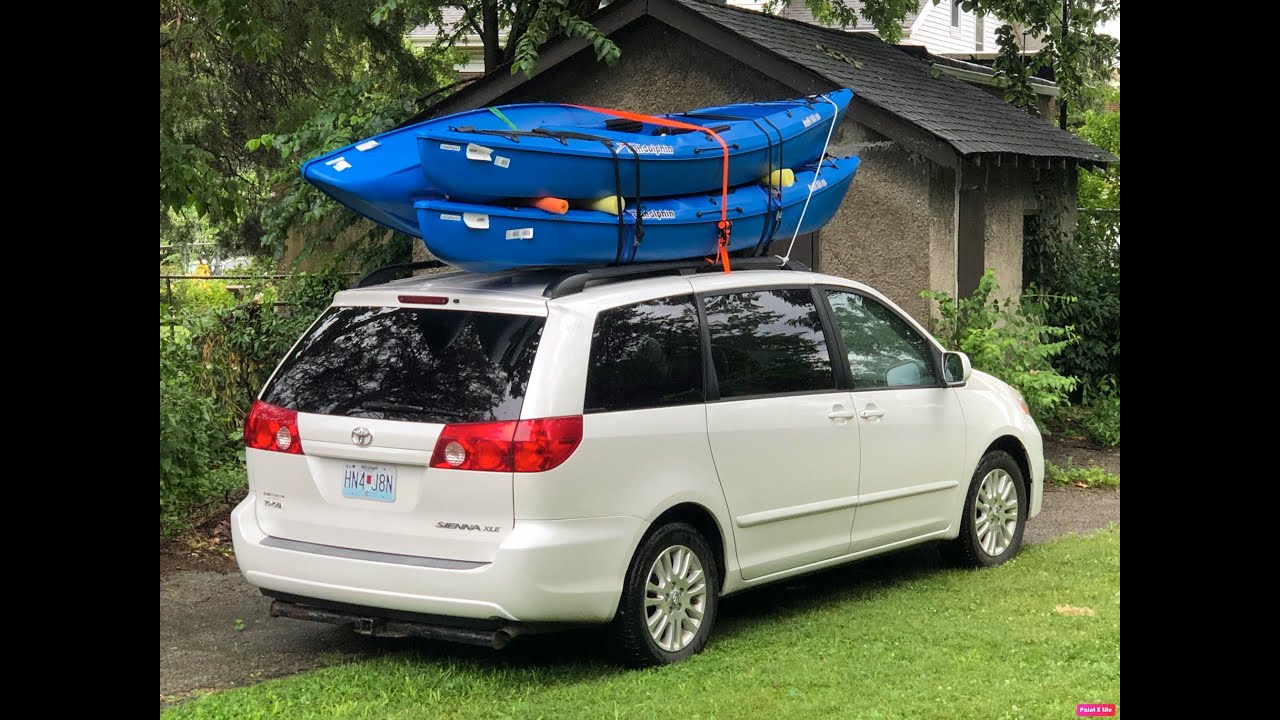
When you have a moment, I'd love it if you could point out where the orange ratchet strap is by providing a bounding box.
[570,105,734,272]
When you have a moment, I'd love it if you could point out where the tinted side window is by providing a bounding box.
[261,306,544,423]
[584,295,704,413]
[827,290,938,389]
[704,288,835,399]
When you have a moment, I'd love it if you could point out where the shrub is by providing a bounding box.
[160,335,239,536]
[1024,212,1119,400]
[921,270,1078,427]
[185,269,347,426]
[1082,393,1120,447]
[1046,459,1119,489]
[159,269,348,536]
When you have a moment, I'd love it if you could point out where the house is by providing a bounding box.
[408,8,493,78]
[776,0,998,57]
[402,0,1115,323]
[408,2,768,78]
[773,1,1060,117]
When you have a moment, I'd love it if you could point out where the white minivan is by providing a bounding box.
[231,258,1043,666]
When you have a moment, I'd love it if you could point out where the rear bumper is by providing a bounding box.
[231,492,645,623]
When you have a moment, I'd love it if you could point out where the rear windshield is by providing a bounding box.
[261,306,545,424]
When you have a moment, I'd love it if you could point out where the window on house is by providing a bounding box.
[951,1,961,28]
[975,13,985,50]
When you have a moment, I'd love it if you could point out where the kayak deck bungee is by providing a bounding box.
[415,89,852,202]
[413,156,860,273]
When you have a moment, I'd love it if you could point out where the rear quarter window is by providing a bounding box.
[584,295,704,413]
[261,306,544,424]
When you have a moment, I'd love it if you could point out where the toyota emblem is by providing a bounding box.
[351,427,373,447]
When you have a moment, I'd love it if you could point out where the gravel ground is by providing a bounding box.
[160,438,1119,706]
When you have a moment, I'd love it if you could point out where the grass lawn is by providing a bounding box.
[165,528,1119,720]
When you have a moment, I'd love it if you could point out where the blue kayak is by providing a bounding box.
[416,90,852,202]
[301,125,439,237]
[414,156,860,272]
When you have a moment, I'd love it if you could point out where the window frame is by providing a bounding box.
[696,284,846,404]
[951,0,962,28]
[975,12,985,51]
[817,285,947,393]
[582,292,707,415]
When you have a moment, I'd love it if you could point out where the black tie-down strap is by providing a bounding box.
[677,112,787,256]
[448,125,645,264]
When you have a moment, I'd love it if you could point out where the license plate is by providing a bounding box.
[341,463,397,503]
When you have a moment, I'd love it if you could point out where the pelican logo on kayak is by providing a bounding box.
[801,112,823,128]
[630,144,675,155]
[808,178,828,191]
[627,209,676,220]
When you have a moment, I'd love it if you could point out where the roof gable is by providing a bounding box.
[412,0,1114,166]
[676,0,1113,164]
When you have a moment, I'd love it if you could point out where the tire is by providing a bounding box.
[942,450,1028,568]
[611,522,720,667]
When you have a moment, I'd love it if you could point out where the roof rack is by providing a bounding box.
[353,256,810,297]
[543,256,810,299]
[355,259,458,288]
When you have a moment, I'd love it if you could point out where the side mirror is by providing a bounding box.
[943,351,971,386]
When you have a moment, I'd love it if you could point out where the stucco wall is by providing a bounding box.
[980,162,1030,304]
[498,18,794,112]
[823,122,937,322]
[977,160,1078,305]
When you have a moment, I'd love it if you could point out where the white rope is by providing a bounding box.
[778,92,842,265]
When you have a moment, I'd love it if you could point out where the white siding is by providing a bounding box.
[908,1,1000,56]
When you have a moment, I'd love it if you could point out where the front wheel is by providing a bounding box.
[942,450,1028,568]
[611,522,719,666]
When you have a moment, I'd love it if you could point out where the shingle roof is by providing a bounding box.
[675,0,1116,163]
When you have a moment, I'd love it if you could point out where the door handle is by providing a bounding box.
[827,410,858,420]
[859,408,885,419]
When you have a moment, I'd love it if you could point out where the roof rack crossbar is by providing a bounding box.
[543,256,810,299]
[355,259,455,288]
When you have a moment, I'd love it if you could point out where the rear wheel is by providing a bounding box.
[611,522,719,666]
[943,450,1027,568]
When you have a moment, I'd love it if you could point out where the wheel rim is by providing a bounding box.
[974,469,1019,557]
[644,544,708,652]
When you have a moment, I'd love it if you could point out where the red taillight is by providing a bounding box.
[429,420,517,471]
[244,400,304,455]
[429,416,583,473]
[513,416,584,472]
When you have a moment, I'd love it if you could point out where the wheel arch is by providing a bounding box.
[645,502,728,592]
[983,435,1033,511]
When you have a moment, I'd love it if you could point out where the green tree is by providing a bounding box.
[762,1,1119,128]
[377,1,616,75]
[160,1,616,259]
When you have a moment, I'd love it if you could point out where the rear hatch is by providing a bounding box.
[249,301,545,563]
